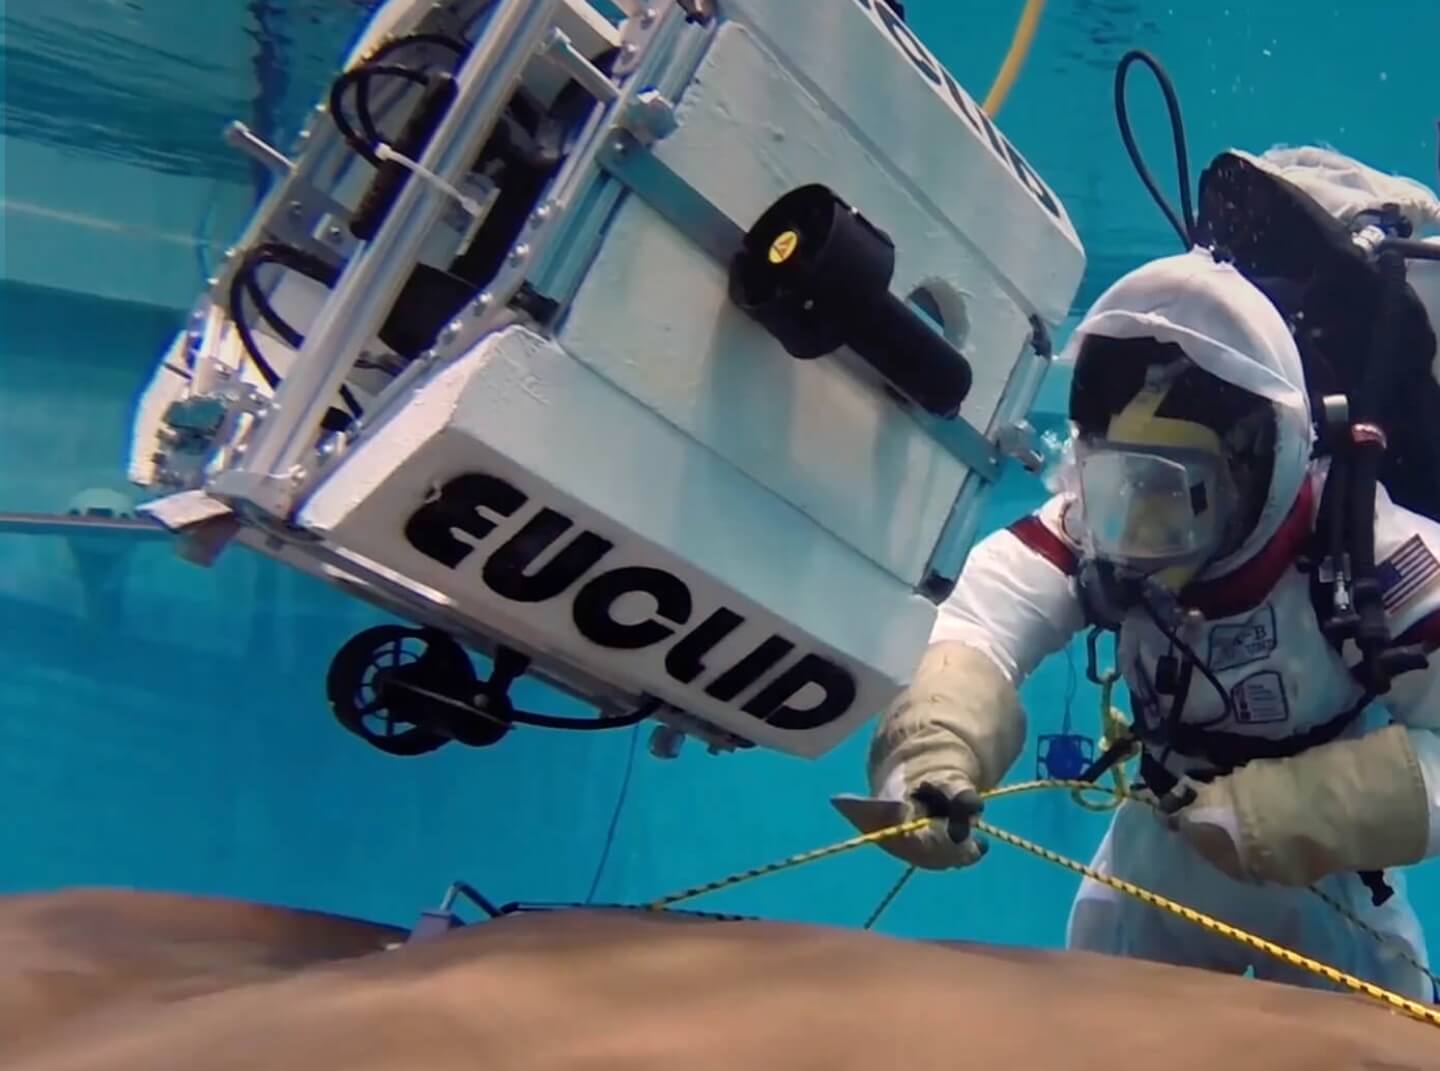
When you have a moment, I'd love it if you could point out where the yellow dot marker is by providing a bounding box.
[768,229,799,264]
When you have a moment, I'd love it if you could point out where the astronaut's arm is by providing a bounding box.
[1172,570,1440,887]
[867,496,1088,810]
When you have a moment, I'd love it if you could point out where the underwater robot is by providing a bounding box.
[127,0,1085,761]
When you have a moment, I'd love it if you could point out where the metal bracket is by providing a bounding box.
[405,881,502,944]
[595,127,743,266]
[595,128,1003,479]
[996,419,1045,472]
[918,316,1058,601]
[676,0,717,23]
[0,512,171,540]
[914,409,1000,481]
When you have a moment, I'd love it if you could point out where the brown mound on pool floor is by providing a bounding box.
[1,888,1434,1069]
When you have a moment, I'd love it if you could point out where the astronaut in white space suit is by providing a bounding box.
[858,147,1440,1000]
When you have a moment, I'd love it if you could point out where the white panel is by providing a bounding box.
[559,19,1076,584]
[298,326,938,757]
[725,0,1084,320]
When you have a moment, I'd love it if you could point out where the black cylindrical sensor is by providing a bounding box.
[729,184,973,418]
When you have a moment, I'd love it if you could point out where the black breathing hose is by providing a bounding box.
[1114,49,1195,250]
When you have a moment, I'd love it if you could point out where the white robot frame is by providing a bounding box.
[129,0,1085,760]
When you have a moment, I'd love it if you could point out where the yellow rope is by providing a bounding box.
[982,0,1048,117]
[1070,668,1136,813]
[645,816,934,912]
[645,778,1440,1032]
[972,816,1440,1029]
[1307,883,1440,994]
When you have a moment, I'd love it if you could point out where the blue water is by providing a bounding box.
[2,0,1439,966]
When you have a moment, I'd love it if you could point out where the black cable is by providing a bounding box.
[1114,49,1195,249]
[1140,597,1235,726]
[586,723,642,904]
[328,34,466,164]
[384,675,660,734]
[228,253,285,389]
[356,34,466,137]
[508,698,659,732]
[448,880,502,919]
[227,242,362,419]
[330,65,432,164]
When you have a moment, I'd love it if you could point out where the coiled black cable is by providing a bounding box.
[328,33,467,164]
[227,242,362,419]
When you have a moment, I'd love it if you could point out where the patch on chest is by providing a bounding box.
[1230,670,1290,724]
[1207,605,1277,673]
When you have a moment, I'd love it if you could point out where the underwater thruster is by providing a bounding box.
[730,184,974,419]
[126,0,1085,762]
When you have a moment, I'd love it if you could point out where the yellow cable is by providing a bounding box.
[645,815,934,912]
[645,778,1440,1032]
[972,816,1440,1029]
[1307,883,1440,993]
[982,0,1048,117]
[1070,668,1135,813]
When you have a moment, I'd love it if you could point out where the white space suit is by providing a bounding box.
[861,149,1440,1001]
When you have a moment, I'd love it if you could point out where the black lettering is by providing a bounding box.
[1003,140,1061,219]
[705,635,795,702]
[481,508,613,602]
[573,566,693,649]
[404,473,526,569]
[742,654,858,730]
[875,2,939,84]
[970,100,1009,163]
[938,67,983,136]
[855,0,1065,223]
[665,608,745,684]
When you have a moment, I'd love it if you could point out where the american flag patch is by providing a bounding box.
[1377,535,1440,614]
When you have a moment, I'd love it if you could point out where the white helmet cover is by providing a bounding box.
[1058,248,1315,580]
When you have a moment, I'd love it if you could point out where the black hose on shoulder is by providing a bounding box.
[1378,237,1440,261]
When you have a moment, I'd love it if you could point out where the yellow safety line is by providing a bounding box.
[983,0,1048,117]
[1307,883,1440,993]
[645,816,934,912]
[645,778,1440,1032]
[972,817,1440,1029]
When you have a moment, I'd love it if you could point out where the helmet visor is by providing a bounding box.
[1074,442,1229,570]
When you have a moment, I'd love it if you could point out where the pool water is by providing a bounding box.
[1,0,1438,966]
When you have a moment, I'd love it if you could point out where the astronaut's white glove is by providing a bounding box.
[1159,724,1431,886]
[861,642,1026,871]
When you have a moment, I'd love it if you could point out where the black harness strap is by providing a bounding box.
[1129,690,1395,905]
[1137,689,1375,779]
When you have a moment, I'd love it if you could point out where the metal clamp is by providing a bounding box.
[595,127,743,266]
